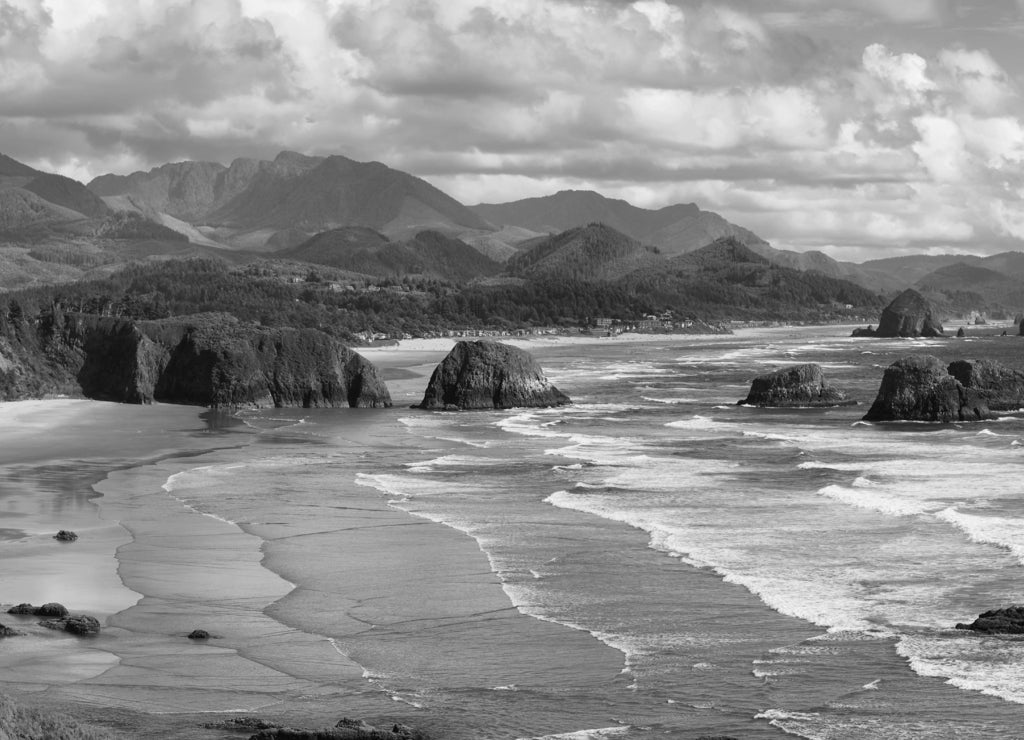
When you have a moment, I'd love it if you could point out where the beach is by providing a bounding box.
[6,328,1024,738]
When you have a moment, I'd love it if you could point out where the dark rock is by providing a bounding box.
[8,602,70,617]
[417,340,570,411]
[862,355,994,422]
[35,602,70,618]
[0,311,391,409]
[40,614,101,635]
[203,717,282,731]
[947,359,1024,412]
[53,530,78,542]
[956,327,965,338]
[875,289,944,338]
[187,629,211,639]
[956,606,1024,634]
[1019,318,1024,336]
[250,726,426,740]
[851,325,876,337]
[0,622,22,637]
[1002,330,1008,336]
[738,363,853,407]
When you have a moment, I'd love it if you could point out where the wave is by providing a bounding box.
[935,507,1024,564]
[517,727,630,740]
[664,415,718,430]
[815,484,927,517]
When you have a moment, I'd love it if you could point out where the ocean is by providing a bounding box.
[5,325,1024,739]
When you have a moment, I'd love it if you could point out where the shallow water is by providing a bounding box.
[6,327,1024,738]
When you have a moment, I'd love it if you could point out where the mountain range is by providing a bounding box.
[1,149,1023,315]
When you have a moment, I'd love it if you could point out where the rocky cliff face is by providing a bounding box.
[417,340,570,410]
[862,355,995,422]
[947,359,1024,412]
[738,363,852,407]
[875,289,944,338]
[0,309,391,409]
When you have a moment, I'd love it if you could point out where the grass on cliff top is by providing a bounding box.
[0,692,120,740]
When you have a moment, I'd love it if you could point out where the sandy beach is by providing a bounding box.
[0,340,625,738]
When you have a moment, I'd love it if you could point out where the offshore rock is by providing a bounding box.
[417,340,570,410]
[250,719,427,739]
[956,327,966,338]
[0,622,21,637]
[187,629,211,640]
[956,606,1024,634]
[8,602,69,618]
[0,310,391,409]
[947,359,1024,412]
[875,289,944,338]
[862,355,993,422]
[738,363,853,407]
[53,530,78,542]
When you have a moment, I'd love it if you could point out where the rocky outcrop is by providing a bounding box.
[250,717,427,740]
[53,530,78,542]
[8,602,69,618]
[0,622,21,637]
[956,327,965,337]
[863,356,998,422]
[40,614,101,635]
[417,340,570,410]
[738,364,852,407]
[956,606,1024,634]
[0,310,391,409]
[947,359,1024,411]
[188,629,211,639]
[875,289,944,338]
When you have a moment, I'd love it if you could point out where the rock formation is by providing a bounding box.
[40,614,101,635]
[947,359,1024,412]
[738,363,853,407]
[875,289,944,338]
[417,340,570,410]
[8,602,69,618]
[188,629,211,639]
[53,530,78,542]
[0,310,391,409]
[956,327,965,337]
[860,355,1024,422]
[956,606,1024,634]
[0,622,21,637]
[250,717,427,740]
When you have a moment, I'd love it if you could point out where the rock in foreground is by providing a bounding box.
[861,355,1024,422]
[875,289,944,338]
[738,364,853,407]
[956,606,1024,634]
[40,614,101,635]
[250,716,427,739]
[417,340,570,410]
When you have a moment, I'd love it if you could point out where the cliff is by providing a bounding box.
[862,355,994,422]
[417,340,570,410]
[0,309,391,409]
[738,363,852,407]
[875,289,944,338]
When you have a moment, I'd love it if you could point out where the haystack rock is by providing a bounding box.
[863,355,994,422]
[417,340,570,410]
[738,363,853,407]
[875,289,944,338]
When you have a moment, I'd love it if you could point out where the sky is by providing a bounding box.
[3,0,1024,261]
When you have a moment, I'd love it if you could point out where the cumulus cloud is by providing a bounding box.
[1,0,1024,259]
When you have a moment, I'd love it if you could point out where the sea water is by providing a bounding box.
[12,326,1024,738]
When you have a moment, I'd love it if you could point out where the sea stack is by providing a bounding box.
[417,340,570,410]
[738,363,852,407]
[863,355,995,422]
[875,289,944,338]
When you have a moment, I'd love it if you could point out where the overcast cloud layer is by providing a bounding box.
[3,0,1024,260]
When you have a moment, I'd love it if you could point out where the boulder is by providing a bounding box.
[875,289,944,338]
[187,629,211,640]
[0,622,22,637]
[8,602,69,618]
[738,363,853,407]
[417,340,570,411]
[53,530,78,542]
[1019,318,1024,336]
[851,325,876,337]
[862,355,993,422]
[40,614,101,635]
[956,327,965,338]
[956,606,1024,634]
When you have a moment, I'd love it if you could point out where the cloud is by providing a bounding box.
[1,0,1024,260]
